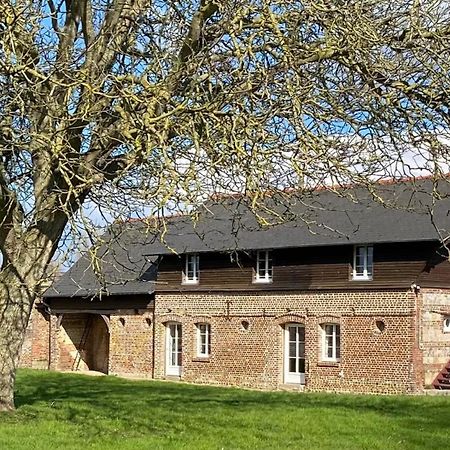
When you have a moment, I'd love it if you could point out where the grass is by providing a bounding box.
[0,370,448,449]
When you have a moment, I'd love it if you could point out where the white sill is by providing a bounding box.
[351,276,373,281]
[318,359,340,366]
[253,279,273,284]
[182,280,199,285]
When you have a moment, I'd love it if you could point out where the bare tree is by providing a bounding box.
[0,0,450,410]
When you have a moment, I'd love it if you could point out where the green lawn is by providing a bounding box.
[0,370,448,449]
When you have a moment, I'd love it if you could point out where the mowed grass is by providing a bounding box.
[0,370,449,450]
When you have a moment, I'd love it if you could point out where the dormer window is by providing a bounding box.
[183,253,199,284]
[254,250,273,283]
[352,245,373,280]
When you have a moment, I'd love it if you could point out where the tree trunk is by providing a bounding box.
[0,269,39,411]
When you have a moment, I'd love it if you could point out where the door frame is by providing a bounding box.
[284,323,306,384]
[165,322,182,376]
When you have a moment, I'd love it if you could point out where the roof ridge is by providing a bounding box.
[207,172,450,202]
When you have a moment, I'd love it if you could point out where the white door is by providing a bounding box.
[166,322,182,376]
[284,324,305,384]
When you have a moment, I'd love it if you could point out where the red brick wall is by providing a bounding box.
[54,313,91,371]
[22,290,428,394]
[108,310,154,378]
[154,290,420,393]
[19,306,50,370]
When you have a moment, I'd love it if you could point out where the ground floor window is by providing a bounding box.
[284,323,305,384]
[196,323,211,357]
[166,322,182,376]
[321,323,340,362]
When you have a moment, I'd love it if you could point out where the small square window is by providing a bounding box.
[196,323,211,357]
[352,245,373,280]
[183,254,199,284]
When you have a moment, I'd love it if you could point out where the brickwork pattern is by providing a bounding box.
[19,307,50,370]
[420,289,450,385]
[154,290,420,394]
[21,290,426,394]
[108,311,154,378]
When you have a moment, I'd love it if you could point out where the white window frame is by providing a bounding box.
[443,317,450,333]
[166,322,182,376]
[284,323,306,384]
[254,250,273,283]
[352,245,373,280]
[321,323,341,362]
[196,323,211,357]
[183,253,199,284]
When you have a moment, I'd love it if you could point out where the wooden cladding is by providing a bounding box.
[156,241,444,292]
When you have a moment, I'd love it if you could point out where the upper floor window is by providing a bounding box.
[183,253,199,284]
[352,245,373,280]
[254,250,273,283]
[196,323,211,357]
[321,323,341,362]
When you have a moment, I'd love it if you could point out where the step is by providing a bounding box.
[432,360,450,390]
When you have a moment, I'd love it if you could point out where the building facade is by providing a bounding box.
[20,180,450,393]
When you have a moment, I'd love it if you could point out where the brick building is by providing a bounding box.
[20,179,450,393]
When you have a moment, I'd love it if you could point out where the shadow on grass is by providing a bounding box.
[13,369,450,445]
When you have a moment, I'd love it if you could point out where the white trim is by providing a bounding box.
[196,323,211,357]
[352,245,373,280]
[166,322,182,376]
[321,323,340,362]
[254,250,273,283]
[183,254,199,284]
[284,323,305,384]
[443,317,450,333]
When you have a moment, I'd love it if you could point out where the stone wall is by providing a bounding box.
[420,289,450,385]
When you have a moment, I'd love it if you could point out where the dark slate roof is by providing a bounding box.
[44,229,158,298]
[45,177,450,298]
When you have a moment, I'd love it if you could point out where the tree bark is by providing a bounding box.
[0,269,37,411]
[0,220,66,411]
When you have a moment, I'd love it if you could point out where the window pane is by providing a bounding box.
[355,246,366,275]
[298,327,305,341]
[289,327,296,342]
[289,342,297,357]
[289,358,297,372]
[327,337,333,358]
[298,358,305,373]
[298,343,305,357]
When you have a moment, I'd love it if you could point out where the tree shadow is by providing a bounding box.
[13,369,450,446]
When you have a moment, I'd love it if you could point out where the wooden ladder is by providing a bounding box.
[73,315,93,371]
